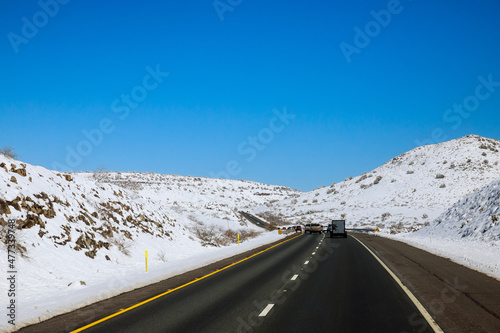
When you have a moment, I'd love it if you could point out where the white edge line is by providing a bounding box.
[350,235,444,333]
[291,274,299,281]
[259,304,274,317]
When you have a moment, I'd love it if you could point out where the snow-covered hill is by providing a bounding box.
[261,135,500,233]
[0,157,298,261]
[0,155,298,331]
[384,179,500,280]
[413,179,500,241]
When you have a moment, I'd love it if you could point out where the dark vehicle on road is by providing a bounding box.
[330,220,347,238]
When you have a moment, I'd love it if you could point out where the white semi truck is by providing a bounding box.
[330,220,347,238]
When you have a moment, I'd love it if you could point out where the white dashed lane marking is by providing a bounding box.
[259,304,274,317]
[304,260,309,265]
[291,274,299,281]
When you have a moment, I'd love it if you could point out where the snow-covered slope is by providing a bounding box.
[0,157,298,261]
[261,135,500,233]
[413,179,500,241]
[0,155,299,331]
[384,180,500,280]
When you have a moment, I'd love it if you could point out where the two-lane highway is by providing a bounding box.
[73,233,436,333]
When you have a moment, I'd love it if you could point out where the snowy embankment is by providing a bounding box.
[379,179,500,280]
[2,231,287,332]
[0,154,298,332]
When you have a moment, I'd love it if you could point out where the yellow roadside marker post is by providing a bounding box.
[145,250,148,272]
[238,234,240,246]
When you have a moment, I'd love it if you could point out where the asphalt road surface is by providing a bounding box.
[71,234,435,333]
[239,212,269,229]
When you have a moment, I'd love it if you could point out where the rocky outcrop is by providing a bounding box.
[11,164,27,177]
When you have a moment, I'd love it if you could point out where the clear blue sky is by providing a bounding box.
[1,0,500,191]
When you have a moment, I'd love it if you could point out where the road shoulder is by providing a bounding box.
[353,233,500,333]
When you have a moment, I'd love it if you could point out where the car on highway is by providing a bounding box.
[305,223,322,234]
[295,225,302,232]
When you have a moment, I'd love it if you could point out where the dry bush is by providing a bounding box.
[0,146,18,159]
[193,221,262,247]
[193,221,226,247]
[256,212,286,228]
[110,235,132,256]
[156,250,167,262]
[0,219,29,258]
[238,229,261,242]
[263,221,278,231]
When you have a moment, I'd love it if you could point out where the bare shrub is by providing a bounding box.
[110,235,132,256]
[156,250,167,262]
[193,221,226,247]
[263,221,278,231]
[0,146,18,159]
[256,212,287,228]
[356,174,368,183]
[381,212,391,221]
[0,220,29,258]
[238,229,261,242]
[193,221,262,247]
[435,174,445,179]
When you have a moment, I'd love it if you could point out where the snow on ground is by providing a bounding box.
[1,229,287,332]
[379,179,500,280]
[381,232,500,280]
[1,134,500,331]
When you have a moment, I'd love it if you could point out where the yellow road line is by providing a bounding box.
[350,235,444,333]
[71,233,303,332]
